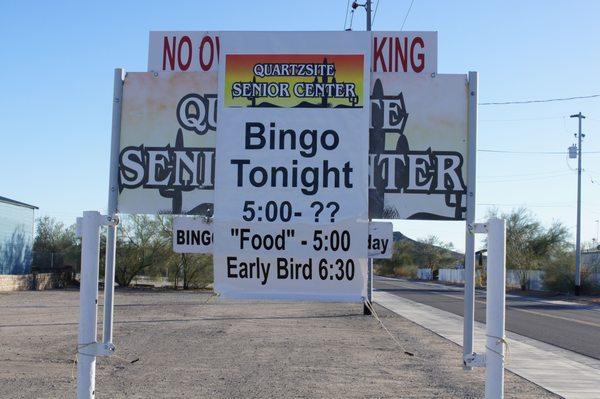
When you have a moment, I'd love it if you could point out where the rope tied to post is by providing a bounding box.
[364,300,414,357]
[485,333,510,364]
[71,342,96,381]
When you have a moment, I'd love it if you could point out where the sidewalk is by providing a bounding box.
[375,290,600,399]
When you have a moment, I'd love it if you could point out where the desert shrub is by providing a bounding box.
[392,264,418,279]
[543,252,599,294]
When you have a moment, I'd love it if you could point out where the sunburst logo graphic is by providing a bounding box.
[225,54,364,108]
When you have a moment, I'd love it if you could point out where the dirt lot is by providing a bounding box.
[0,289,557,398]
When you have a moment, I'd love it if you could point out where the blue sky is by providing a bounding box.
[1,0,599,251]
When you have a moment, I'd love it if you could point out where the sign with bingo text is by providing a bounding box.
[213,31,371,300]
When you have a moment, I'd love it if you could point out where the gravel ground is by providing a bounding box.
[0,289,558,398]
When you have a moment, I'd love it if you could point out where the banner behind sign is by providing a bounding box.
[148,31,436,75]
[369,74,468,220]
[368,222,393,259]
[118,72,216,215]
[213,31,370,301]
[135,31,465,221]
[173,216,213,254]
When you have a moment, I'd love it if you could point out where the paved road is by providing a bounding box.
[374,276,600,360]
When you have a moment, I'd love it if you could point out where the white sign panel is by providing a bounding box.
[172,218,392,259]
[172,216,213,253]
[368,222,393,259]
[213,31,371,301]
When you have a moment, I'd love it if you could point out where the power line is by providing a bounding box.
[585,171,600,187]
[478,169,572,179]
[344,0,351,29]
[478,172,574,183]
[478,149,566,154]
[478,149,600,155]
[477,203,574,208]
[400,0,415,31]
[372,0,380,26]
[480,116,565,122]
[479,94,600,106]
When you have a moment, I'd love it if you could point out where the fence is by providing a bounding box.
[505,270,544,290]
[436,268,536,288]
[31,251,78,273]
[417,268,432,280]
[435,268,600,291]
[437,268,484,284]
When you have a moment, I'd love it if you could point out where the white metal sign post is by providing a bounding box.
[463,71,478,368]
[76,212,117,399]
[484,218,507,399]
[102,68,124,346]
[469,218,507,399]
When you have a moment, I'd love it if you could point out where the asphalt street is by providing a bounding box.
[374,276,600,360]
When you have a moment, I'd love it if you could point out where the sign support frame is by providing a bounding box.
[102,68,124,345]
[463,71,478,368]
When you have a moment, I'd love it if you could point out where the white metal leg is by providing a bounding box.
[484,218,506,399]
[76,211,102,399]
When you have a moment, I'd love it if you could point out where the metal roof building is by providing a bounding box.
[0,196,37,274]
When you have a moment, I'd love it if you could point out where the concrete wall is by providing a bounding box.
[0,272,68,292]
[0,202,35,274]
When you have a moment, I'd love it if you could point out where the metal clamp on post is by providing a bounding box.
[76,214,118,237]
[101,214,119,227]
[472,223,488,234]
[464,352,486,368]
[78,342,116,357]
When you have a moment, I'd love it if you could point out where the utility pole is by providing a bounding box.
[366,0,372,31]
[571,112,585,296]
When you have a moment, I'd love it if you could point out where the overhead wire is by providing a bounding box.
[400,0,415,31]
[478,149,600,155]
[477,203,574,208]
[478,149,567,154]
[480,116,565,122]
[478,172,574,183]
[372,0,380,26]
[478,169,573,179]
[344,0,350,30]
[479,94,600,106]
[348,8,355,30]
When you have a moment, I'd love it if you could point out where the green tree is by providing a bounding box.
[33,216,81,269]
[487,208,569,290]
[414,235,456,272]
[156,216,214,289]
[115,215,169,287]
[374,240,416,277]
[168,253,213,289]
